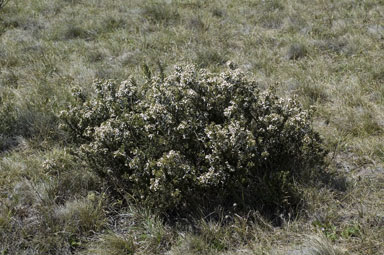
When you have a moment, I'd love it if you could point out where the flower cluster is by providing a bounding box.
[61,65,326,213]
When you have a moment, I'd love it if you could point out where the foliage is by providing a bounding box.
[0,0,9,10]
[61,65,326,214]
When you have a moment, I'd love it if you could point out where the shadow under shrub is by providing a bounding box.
[60,65,327,218]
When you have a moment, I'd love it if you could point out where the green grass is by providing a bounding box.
[0,0,383,254]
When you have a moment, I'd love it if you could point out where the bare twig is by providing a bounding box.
[0,0,9,10]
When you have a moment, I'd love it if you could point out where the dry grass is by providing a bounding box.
[0,0,383,254]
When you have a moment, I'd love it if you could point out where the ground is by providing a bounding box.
[0,0,383,254]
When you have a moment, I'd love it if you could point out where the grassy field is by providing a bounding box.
[0,0,383,254]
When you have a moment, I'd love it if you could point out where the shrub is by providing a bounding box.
[0,0,9,10]
[60,65,326,215]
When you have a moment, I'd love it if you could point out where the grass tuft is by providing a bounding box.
[0,0,383,254]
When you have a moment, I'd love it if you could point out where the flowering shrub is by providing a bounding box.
[60,65,326,214]
[0,0,9,10]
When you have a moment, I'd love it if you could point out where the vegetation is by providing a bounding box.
[0,0,383,254]
[60,66,326,215]
[0,0,8,10]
